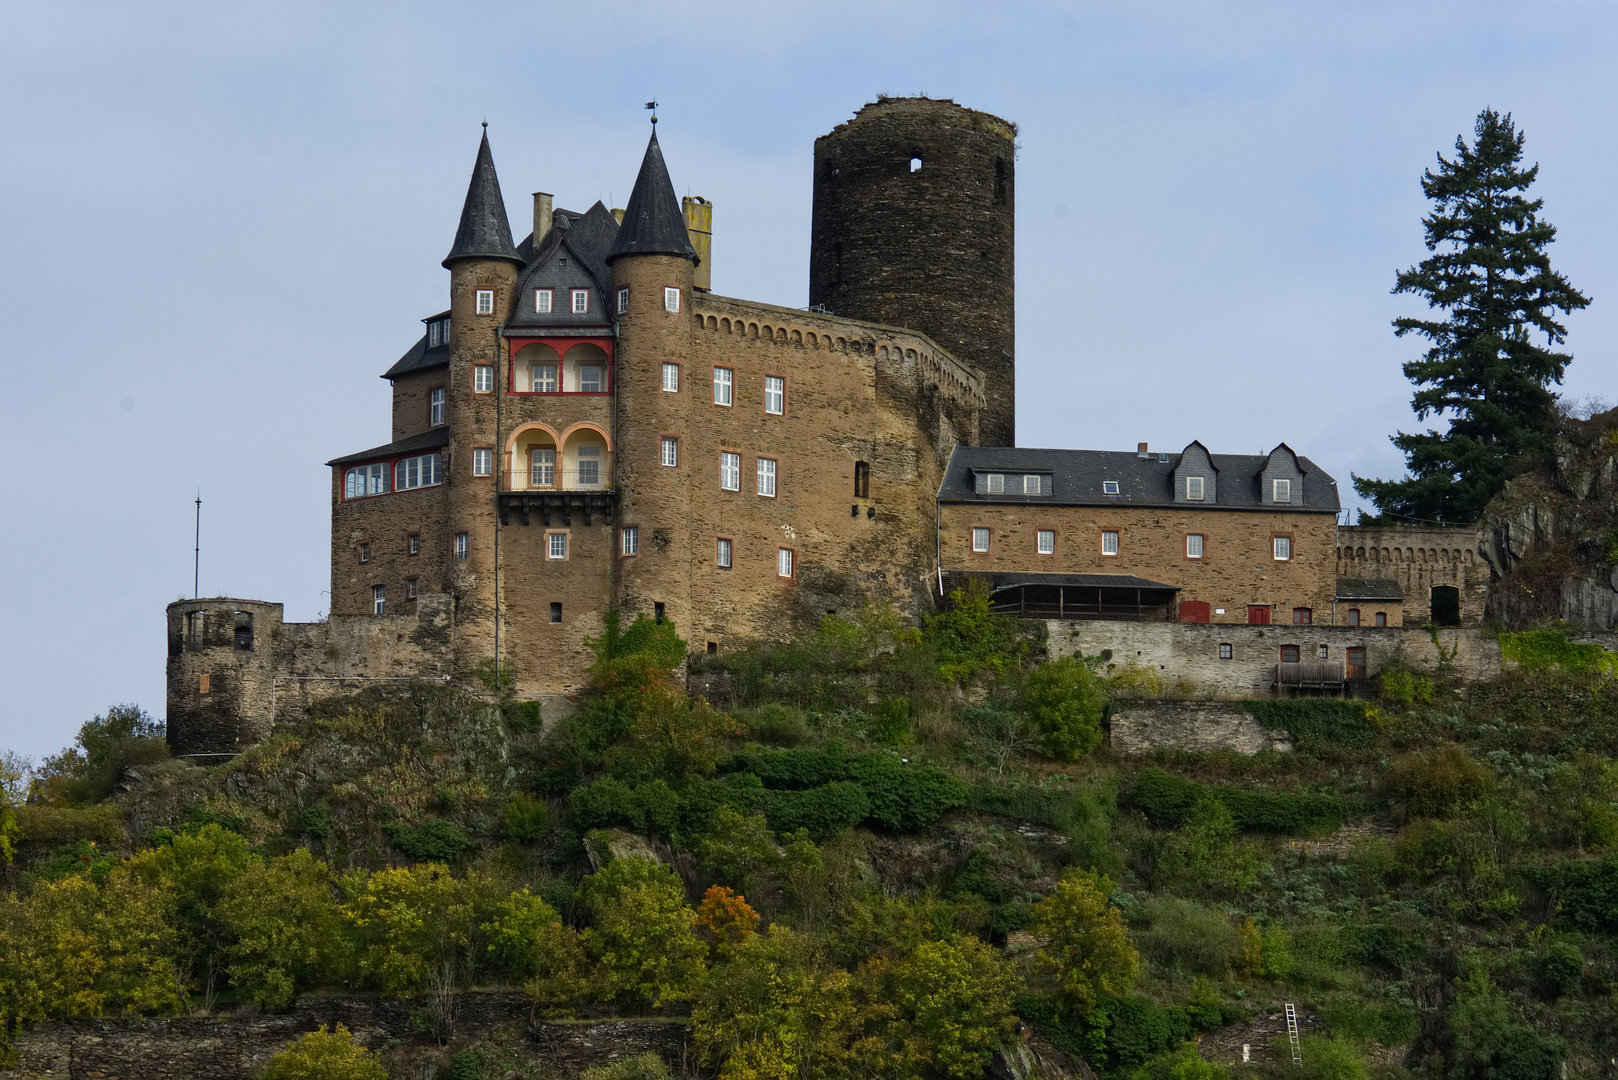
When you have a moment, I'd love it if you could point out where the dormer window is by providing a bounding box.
[1186,476,1205,501]
[1272,479,1291,503]
[571,289,589,314]
[534,288,553,314]
[1023,474,1040,494]
[426,318,450,348]
[1102,480,1120,495]
[986,473,1004,493]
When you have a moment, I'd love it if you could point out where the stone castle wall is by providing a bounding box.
[1337,523,1488,624]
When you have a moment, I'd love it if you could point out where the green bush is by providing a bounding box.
[506,700,544,732]
[965,783,1073,828]
[763,782,870,838]
[1541,854,1618,933]
[1134,897,1247,976]
[731,746,967,833]
[259,1024,387,1080]
[739,703,811,746]
[1385,744,1493,820]
[871,697,912,746]
[569,777,645,832]
[1021,656,1109,760]
[1083,995,1201,1076]
[1128,1044,1229,1079]
[1243,699,1375,748]
[14,802,124,845]
[450,1049,484,1080]
[1540,940,1583,999]
[385,819,470,862]
[1132,769,1351,835]
[580,1053,673,1080]
[1298,1035,1369,1080]
[1500,629,1618,674]
[503,793,550,844]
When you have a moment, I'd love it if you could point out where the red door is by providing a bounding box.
[1179,600,1211,623]
[1247,605,1271,625]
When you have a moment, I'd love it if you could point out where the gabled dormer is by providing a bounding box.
[1173,440,1218,504]
[1261,443,1304,506]
[506,202,621,332]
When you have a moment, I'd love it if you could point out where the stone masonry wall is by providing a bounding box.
[391,368,444,442]
[1337,523,1488,624]
[1110,702,1293,755]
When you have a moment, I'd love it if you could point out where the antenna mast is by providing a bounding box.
[193,492,202,599]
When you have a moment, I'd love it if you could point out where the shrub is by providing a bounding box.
[259,1024,386,1080]
[1542,854,1618,933]
[1385,744,1493,820]
[740,703,811,746]
[219,849,352,1011]
[506,700,544,732]
[1083,995,1194,1075]
[1297,1035,1369,1080]
[502,793,550,844]
[1540,940,1584,1000]
[1244,699,1375,748]
[1134,897,1247,976]
[13,803,124,845]
[568,778,644,832]
[1020,657,1109,760]
[450,1049,484,1080]
[1127,1043,1229,1079]
[300,804,332,840]
[580,1053,672,1080]
[385,819,471,863]
[763,782,870,839]
[1133,769,1351,835]
[1500,629,1618,674]
[871,696,912,746]
[735,746,967,833]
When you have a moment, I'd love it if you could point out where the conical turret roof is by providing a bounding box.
[606,129,697,264]
[443,128,521,268]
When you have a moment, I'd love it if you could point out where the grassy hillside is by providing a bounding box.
[5,591,1618,1080]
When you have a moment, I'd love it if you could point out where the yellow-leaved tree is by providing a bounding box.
[1031,868,1140,1014]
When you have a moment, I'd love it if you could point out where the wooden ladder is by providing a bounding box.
[1285,1002,1303,1066]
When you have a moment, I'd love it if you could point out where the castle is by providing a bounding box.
[166,97,1490,756]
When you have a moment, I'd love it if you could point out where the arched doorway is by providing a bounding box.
[1430,585,1460,627]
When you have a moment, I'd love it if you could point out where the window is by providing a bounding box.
[427,318,450,347]
[764,375,785,415]
[1023,474,1041,494]
[187,610,206,644]
[1186,476,1204,500]
[617,287,630,314]
[1102,480,1120,495]
[579,365,603,393]
[551,602,563,623]
[757,457,777,497]
[1037,529,1055,555]
[530,448,555,487]
[1186,533,1204,559]
[345,463,388,499]
[1375,611,1387,628]
[1280,644,1300,664]
[1273,536,1292,561]
[548,532,568,559]
[663,286,681,312]
[777,547,794,578]
[717,537,733,569]
[621,526,639,556]
[1293,608,1312,625]
[408,534,420,556]
[1101,530,1119,556]
[1318,643,1329,659]
[660,437,679,468]
[719,451,741,491]
[472,447,492,477]
[474,365,493,393]
[358,543,370,564]
[1219,643,1233,660]
[662,363,679,392]
[1272,478,1291,503]
[372,585,386,614]
[972,527,990,553]
[454,533,469,560]
[576,445,601,487]
[714,367,733,405]
[534,288,553,313]
[985,473,1004,493]
[1347,608,1360,627]
[429,388,445,426]
[476,289,494,315]
[395,453,443,491]
[406,578,418,601]
[532,364,557,393]
[854,461,870,499]
[655,601,666,623]
[571,289,589,314]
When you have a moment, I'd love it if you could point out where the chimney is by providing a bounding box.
[1137,442,1149,458]
[532,192,553,248]
[683,195,712,292]
[610,207,625,224]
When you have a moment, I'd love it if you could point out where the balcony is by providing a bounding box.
[497,486,614,527]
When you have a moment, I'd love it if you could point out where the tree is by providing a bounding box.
[1019,657,1109,761]
[875,935,1020,1080]
[1031,869,1140,1015]
[33,705,168,806]
[134,824,255,1011]
[1355,108,1590,524]
[696,886,760,960]
[259,1024,387,1080]
[218,849,352,1011]
[579,857,707,1009]
[0,752,29,865]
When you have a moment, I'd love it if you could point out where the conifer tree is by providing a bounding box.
[1354,109,1589,523]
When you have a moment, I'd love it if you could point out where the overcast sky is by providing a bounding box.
[3,0,1615,760]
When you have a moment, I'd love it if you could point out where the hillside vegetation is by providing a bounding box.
[6,588,1618,1080]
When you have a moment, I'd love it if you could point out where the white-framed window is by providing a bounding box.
[427,318,450,347]
[571,289,589,314]
[1101,530,1120,556]
[532,364,558,393]
[717,537,733,569]
[1023,474,1041,494]
[720,451,741,491]
[534,288,553,314]
[406,578,418,601]
[358,543,370,564]
[1186,476,1204,500]
[548,532,568,560]
[530,448,555,487]
[713,367,733,406]
[474,365,493,393]
[476,289,494,315]
[1274,535,1292,561]
[395,453,443,491]
[1272,478,1291,503]
[972,527,990,553]
[662,363,679,392]
[663,286,681,312]
[1037,529,1055,554]
[1102,480,1120,495]
[764,375,785,415]
[454,533,469,560]
[344,463,388,499]
[660,437,679,467]
[579,365,603,393]
[429,388,445,426]
[408,534,420,556]
[472,447,492,477]
[576,445,602,487]
[777,547,794,578]
[985,473,1004,493]
[621,526,638,556]
[757,457,777,497]
[617,287,630,314]
[1186,533,1204,559]
[1319,643,1329,659]
[372,585,386,615]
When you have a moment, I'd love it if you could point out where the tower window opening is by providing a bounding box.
[550,602,562,623]
[909,156,923,172]
[655,602,666,624]
[233,611,253,651]
[854,461,870,499]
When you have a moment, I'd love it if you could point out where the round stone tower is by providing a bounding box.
[810,97,1017,447]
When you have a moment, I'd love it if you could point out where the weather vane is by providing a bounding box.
[645,99,658,126]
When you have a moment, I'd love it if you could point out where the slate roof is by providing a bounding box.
[443,129,521,268]
[327,427,450,467]
[939,445,1341,513]
[959,571,1181,591]
[606,130,697,264]
[506,202,622,331]
[382,310,451,379]
[1336,577,1405,601]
